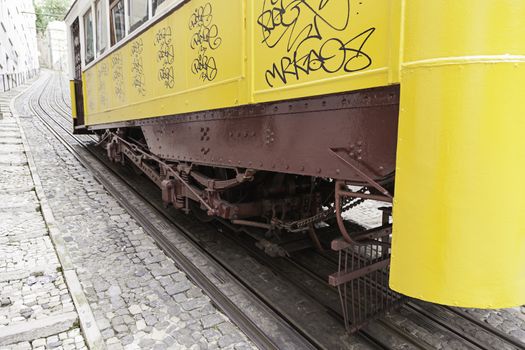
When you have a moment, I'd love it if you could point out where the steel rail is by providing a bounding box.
[443,307,525,350]
[311,251,525,350]
[214,221,434,350]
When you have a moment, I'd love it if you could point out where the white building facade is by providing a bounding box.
[39,20,69,72]
[0,0,39,91]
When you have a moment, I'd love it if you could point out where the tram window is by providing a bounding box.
[128,0,149,33]
[110,0,125,45]
[83,9,94,64]
[152,0,166,15]
[95,0,107,55]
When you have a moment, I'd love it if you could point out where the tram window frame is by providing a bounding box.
[128,0,149,33]
[83,8,95,64]
[110,0,126,46]
[95,0,107,55]
[152,0,166,16]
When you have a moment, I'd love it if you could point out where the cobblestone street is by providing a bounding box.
[0,78,256,350]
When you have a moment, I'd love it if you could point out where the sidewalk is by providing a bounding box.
[0,85,100,350]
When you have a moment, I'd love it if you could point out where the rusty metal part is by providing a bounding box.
[335,181,392,244]
[105,133,214,213]
[329,210,402,333]
[231,220,272,230]
[270,188,365,233]
[108,128,387,255]
[329,258,391,287]
[330,149,393,199]
[104,132,332,229]
[121,86,399,185]
[96,86,400,248]
[95,130,111,147]
[191,168,256,191]
[331,225,393,251]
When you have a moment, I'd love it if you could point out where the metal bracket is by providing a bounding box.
[329,147,392,199]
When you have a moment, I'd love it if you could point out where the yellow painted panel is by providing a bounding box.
[403,0,525,62]
[82,70,94,116]
[391,0,525,308]
[84,0,246,126]
[250,0,398,103]
[83,0,400,125]
[69,80,77,118]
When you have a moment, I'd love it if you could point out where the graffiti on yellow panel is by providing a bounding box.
[155,26,175,89]
[131,38,146,96]
[256,0,375,88]
[189,3,223,82]
[97,62,109,110]
[112,52,125,102]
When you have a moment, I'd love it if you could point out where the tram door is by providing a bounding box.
[71,18,86,133]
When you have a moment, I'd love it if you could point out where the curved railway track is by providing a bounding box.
[18,71,525,350]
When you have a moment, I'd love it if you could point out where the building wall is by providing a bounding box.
[38,31,51,69]
[0,0,39,91]
[47,21,68,72]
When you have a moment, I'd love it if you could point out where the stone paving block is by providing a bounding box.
[0,153,27,166]
[0,312,77,346]
[0,211,47,243]
[0,165,33,193]
[0,191,40,213]
[0,144,25,154]
[0,236,60,275]
[0,273,73,327]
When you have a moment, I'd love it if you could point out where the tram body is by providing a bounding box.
[65,0,525,311]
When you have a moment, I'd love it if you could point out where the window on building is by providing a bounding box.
[152,0,167,15]
[95,0,107,55]
[110,0,125,45]
[128,0,148,33]
[84,9,95,64]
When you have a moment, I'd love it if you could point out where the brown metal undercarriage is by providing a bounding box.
[98,85,402,331]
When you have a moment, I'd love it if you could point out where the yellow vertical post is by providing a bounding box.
[69,80,77,119]
[390,0,525,307]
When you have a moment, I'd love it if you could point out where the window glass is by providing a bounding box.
[128,0,149,33]
[83,9,94,64]
[95,0,107,55]
[110,0,125,45]
[152,0,166,16]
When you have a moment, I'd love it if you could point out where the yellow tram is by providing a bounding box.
[65,0,525,310]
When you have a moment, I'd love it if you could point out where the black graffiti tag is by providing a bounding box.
[131,38,146,95]
[155,26,175,89]
[189,3,222,82]
[257,0,375,87]
[191,47,218,82]
[112,52,125,101]
[265,28,374,87]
